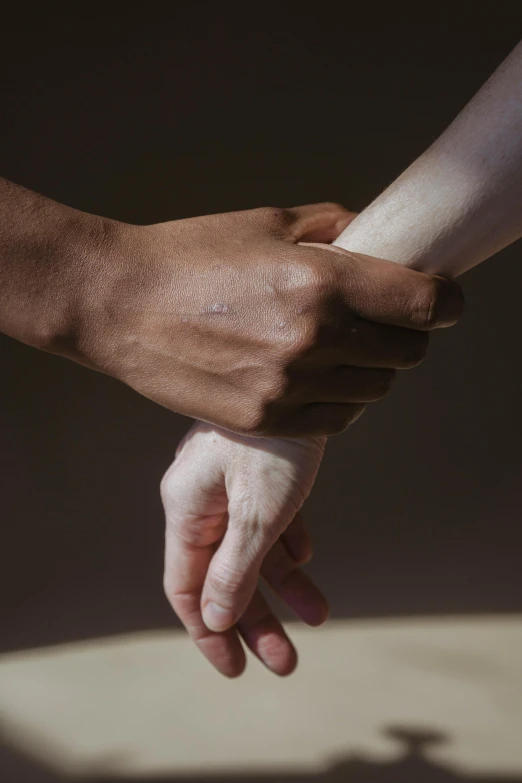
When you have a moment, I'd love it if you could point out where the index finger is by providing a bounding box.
[301,244,464,331]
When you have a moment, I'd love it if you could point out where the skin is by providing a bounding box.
[161,40,522,677]
[0,185,460,437]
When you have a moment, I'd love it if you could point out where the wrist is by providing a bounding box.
[46,212,138,370]
[0,193,128,363]
[60,218,150,375]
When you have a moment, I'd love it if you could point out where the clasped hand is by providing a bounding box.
[158,203,462,677]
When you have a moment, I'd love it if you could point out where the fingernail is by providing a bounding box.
[202,602,234,632]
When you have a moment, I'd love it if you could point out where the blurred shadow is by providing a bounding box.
[1,727,520,783]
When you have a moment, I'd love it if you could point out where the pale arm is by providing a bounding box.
[161,41,522,677]
[335,41,522,270]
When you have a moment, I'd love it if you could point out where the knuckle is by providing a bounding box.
[271,261,346,360]
[287,265,340,326]
[412,276,464,330]
[167,514,200,546]
[159,459,192,509]
[163,567,186,607]
[263,366,290,401]
[276,252,341,307]
[256,205,293,233]
[288,319,322,359]
[236,367,293,434]
[208,567,245,601]
[413,278,442,329]
[300,261,335,299]
[159,468,176,505]
[235,401,273,437]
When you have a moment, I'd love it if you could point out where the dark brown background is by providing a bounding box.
[1,12,521,659]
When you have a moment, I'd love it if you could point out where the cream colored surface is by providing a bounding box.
[0,616,521,780]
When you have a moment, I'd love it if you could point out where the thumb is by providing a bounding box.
[201,505,285,633]
[199,432,326,633]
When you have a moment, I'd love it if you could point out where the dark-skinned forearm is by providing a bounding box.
[0,177,111,358]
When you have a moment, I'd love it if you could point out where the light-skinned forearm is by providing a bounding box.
[335,40,522,272]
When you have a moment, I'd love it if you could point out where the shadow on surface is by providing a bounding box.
[1,728,520,783]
